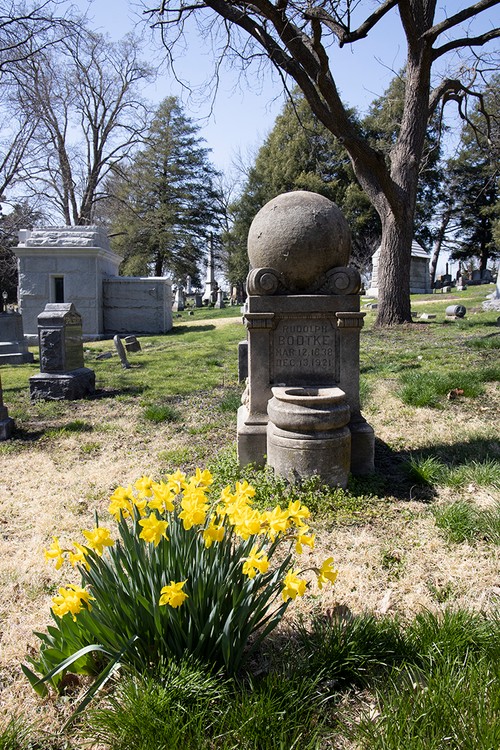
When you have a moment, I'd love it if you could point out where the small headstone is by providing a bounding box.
[113,335,131,369]
[96,351,113,360]
[238,340,248,382]
[442,286,452,293]
[214,289,225,309]
[0,312,34,364]
[172,286,185,312]
[0,374,15,439]
[420,313,437,320]
[29,303,95,400]
[124,335,141,353]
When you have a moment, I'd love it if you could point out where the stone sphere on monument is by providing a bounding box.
[247,190,351,291]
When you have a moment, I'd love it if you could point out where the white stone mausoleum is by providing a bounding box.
[15,227,173,342]
[366,240,432,297]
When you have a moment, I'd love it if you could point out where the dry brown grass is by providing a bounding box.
[0,353,499,737]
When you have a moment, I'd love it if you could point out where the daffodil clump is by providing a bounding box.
[28,469,338,692]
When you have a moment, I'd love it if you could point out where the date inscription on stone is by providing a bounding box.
[272,319,337,382]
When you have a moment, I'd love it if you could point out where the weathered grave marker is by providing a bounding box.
[0,375,15,439]
[237,191,374,485]
[29,303,95,400]
[0,312,34,364]
[113,335,131,369]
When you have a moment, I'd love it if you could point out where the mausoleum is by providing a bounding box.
[15,227,173,342]
[366,240,432,297]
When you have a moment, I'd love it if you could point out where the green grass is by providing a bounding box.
[143,403,181,423]
[353,654,500,750]
[432,500,500,543]
[77,609,500,750]
[81,659,325,750]
[44,419,93,438]
[406,455,500,489]
[396,369,489,408]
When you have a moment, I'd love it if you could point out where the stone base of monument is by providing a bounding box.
[237,406,267,468]
[266,386,351,488]
[29,368,96,401]
[0,344,34,364]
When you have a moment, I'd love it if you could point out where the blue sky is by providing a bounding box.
[74,0,413,174]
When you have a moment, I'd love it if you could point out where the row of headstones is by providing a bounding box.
[173,287,226,312]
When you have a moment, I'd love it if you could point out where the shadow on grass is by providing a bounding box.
[411,436,499,466]
[357,437,434,503]
[7,426,46,442]
[90,385,146,399]
[169,324,216,335]
[368,435,499,502]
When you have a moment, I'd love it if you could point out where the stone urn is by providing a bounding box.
[266,385,351,488]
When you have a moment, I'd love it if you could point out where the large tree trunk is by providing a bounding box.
[376,211,414,325]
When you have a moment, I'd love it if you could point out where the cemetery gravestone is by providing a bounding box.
[0,375,15,439]
[113,335,131,369]
[0,312,34,364]
[237,191,375,486]
[29,303,95,400]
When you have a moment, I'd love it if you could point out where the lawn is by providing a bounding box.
[0,284,498,749]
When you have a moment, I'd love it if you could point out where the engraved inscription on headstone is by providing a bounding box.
[272,319,338,384]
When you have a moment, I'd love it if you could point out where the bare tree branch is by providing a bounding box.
[423,0,500,42]
[432,27,500,59]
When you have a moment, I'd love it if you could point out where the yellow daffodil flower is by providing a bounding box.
[138,515,169,546]
[68,541,90,570]
[219,485,235,508]
[159,580,188,608]
[148,481,175,513]
[242,545,269,578]
[262,505,289,540]
[294,525,315,554]
[317,557,338,589]
[108,485,134,520]
[179,492,209,530]
[234,480,256,502]
[44,537,66,570]
[193,468,213,487]
[282,570,307,602]
[51,584,94,621]
[82,527,114,555]
[202,519,225,548]
[165,469,187,495]
[233,510,264,540]
[134,475,154,498]
[287,500,311,528]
